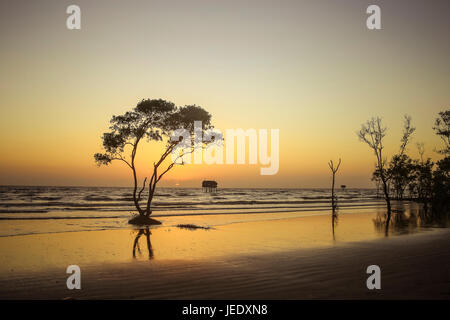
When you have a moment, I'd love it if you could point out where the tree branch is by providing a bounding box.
[111,156,132,169]
[137,177,147,202]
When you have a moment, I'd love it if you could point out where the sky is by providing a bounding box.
[0,0,449,188]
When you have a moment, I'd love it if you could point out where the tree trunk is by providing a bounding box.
[130,140,146,216]
[145,172,156,217]
[145,205,152,217]
[142,145,175,218]
[131,166,145,215]
[381,175,392,218]
[331,172,336,210]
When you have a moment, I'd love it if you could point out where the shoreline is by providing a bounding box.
[0,200,433,238]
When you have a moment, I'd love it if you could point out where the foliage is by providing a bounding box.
[433,110,450,155]
[94,99,215,220]
[357,115,415,217]
[387,154,415,200]
[364,110,449,219]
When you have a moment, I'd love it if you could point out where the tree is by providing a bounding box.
[431,110,450,214]
[387,154,415,200]
[357,115,415,219]
[328,159,341,241]
[328,158,341,211]
[432,156,450,211]
[410,158,433,203]
[433,110,450,155]
[357,117,391,217]
[399,115,415,156]
[94,99,215,224]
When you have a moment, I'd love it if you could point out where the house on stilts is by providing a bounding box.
[202,180,218,192]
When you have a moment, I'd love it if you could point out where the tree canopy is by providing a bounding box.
[94,99,214,222]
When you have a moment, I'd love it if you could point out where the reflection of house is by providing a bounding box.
[202,180,218,192]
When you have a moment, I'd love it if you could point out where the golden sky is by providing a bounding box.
[0,0,449,188]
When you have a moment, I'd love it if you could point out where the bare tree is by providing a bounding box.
[328,158,341,241]
[328,158,341,211]
[357,117,391,216]
[357,115,415,220]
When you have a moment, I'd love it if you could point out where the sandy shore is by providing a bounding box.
[0,212,449,299]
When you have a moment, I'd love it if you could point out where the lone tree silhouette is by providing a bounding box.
[328,158,341,212]
[94,99,214,225]
[328,158,341,241]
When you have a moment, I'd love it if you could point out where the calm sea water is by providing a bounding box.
[0,186,384,236]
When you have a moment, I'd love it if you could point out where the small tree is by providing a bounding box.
[357,115,415,219]
[432,110,450,212]
[94,99,215,224]
[411,158,434,203]
[387,154,415,199]
[328,158,341,211]
[357,117,391,216]
[432,156,450,211]
[433,110,450,155]
[328,159,341,241]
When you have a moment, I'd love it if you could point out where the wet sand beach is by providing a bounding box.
[1,211,449,299]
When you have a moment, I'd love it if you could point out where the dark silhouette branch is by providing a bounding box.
[137,177,147,202]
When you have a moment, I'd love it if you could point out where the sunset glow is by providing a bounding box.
[1,0,449,188]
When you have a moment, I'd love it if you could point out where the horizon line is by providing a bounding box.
[0,184,376,190]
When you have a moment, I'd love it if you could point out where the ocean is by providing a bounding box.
[0,186,385,236]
